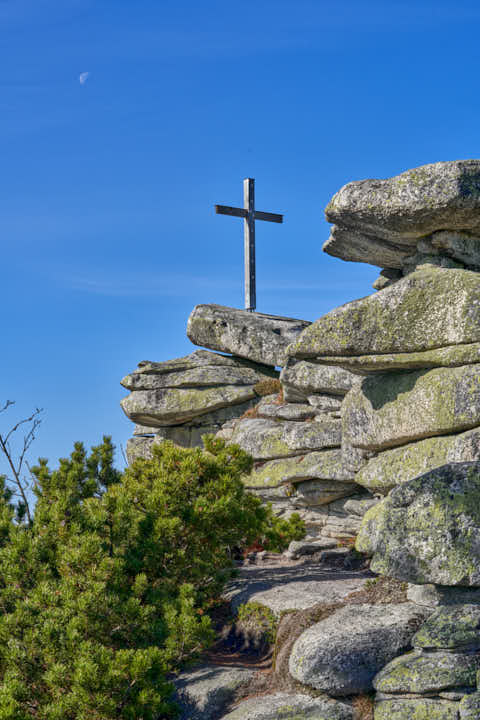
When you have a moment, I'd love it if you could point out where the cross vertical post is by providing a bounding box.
[244,178,256,312]
[215,179,283,312]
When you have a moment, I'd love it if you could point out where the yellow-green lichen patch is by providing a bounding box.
[373,649,480,694]
[343,364,480,452]
[356,463,480,585]
[288,266,480,359]
[355,427,480,494]
[374,697,459,720]
[412,605,480,650]
[312,342,480,374]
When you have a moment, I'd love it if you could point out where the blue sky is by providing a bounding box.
[2,0,480,472]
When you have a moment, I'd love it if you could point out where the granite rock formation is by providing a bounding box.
[120,159,480,719]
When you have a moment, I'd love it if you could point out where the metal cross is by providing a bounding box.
[215,178,283,312]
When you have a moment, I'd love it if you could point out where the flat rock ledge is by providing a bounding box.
[223,563,371,616]
[187,304,310,367]
[219,692,353,720]
[288,266,480,360]
[323,159,480,271]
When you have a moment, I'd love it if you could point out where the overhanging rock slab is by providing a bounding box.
[187,304,310,367]
[324,159,480,269]
[288,266,480,359]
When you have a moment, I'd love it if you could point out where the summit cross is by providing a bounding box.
[215,178,283,312]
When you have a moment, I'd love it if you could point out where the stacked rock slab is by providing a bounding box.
[186,303,377,540]
[216,372,375,540]
[121,349,279,463]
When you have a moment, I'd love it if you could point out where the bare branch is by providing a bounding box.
[0,402,44,525]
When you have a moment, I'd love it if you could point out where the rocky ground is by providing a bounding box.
[172,544,408,720]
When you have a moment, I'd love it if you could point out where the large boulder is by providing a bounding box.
[219,693,353,720]
[356,462,480,586]
[355,427,480,494]
[288,602,428,695]
[187,305,310,367]
[288,267,480,359]
[373,649,480,695]
[121,384,257,426]
[226,418,342,461]
[324,159,480,269]
[342,364,480,451]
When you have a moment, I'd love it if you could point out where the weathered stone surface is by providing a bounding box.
[224,564,371,616]
[355,428,480,494]
[269,493,372,540]
[289,603,428,695]
[307,395,343,414]
[402,252,464,274]
[174,664,254,720]
[126,400,258,460]
[372,268,402,291]
[122,364,271,390]
[324,223,411,269]
[126,436,153,463]
[121,385,256,427]
[324,160,480,264]
[280,360,358,398]
[356,463,480,586]
[220,693,353,720]
[245,450,355,488]
[374,697,459,720]
[133,423,158,436]
[288,267,480,359]
[286,538,338,559]
[373,649,480,694]
[413,606,480,651]
[343,364,480,452]
[343,497,378,516]
[256,400,315,421]
[187,305,310,367]
[459,692,480,719]
[407,584,480,608]
[313,342,480,374]
[341,437,374,473]
[293,479,358,507]
[133,349,263,375]
[432,230,480,268]
[227,418,341,461]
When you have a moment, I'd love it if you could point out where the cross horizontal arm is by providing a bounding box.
[215,204,248,218]
[254,210,283,223]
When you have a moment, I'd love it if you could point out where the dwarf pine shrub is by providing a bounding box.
[0,435,303,719]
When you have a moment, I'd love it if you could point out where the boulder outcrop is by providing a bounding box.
[356,463,480,586]
[120,159,480,718]
[324,159,480,269]
[288,266,480,360]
